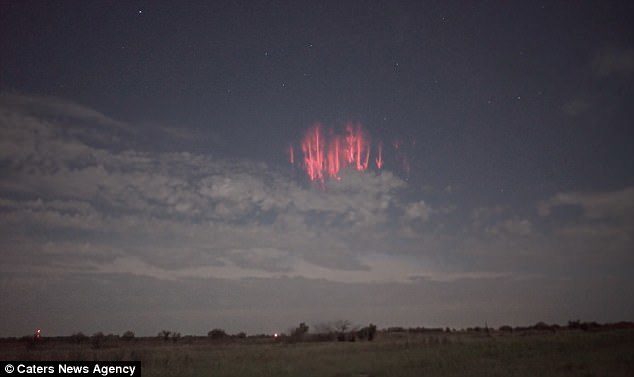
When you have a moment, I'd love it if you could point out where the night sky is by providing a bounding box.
[1,1,633,336]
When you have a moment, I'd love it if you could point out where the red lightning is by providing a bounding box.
[375,141,383,169]
[290,122,404,183]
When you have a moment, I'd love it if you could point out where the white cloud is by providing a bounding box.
[405,200,431,221]
[0,94,428,282]
[538,187,634,220]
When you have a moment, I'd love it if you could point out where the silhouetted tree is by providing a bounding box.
[91,332,105,348]
[121,331,135,341]
[367,323,377,341]
[70,332,88,344]
[171,332,181,343]
[208,328,227,339]
[158,330,171,342]
[292,322,309,339]
[357,323,377,341]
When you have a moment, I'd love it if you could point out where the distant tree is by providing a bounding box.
[291,322,309,340]
[171,332,181,343]
[498,325,513,332]
[91,332,105,349]
[235,332,247,339]
[208,328,227,339]
[331,320,354,342]
[158,330,171,342]
[332,320,351,333]
[121,331,135,341]
[70,332,88,344]
[533,322,550,331]
[357,323,377,341]
[367,324,377,341]
[568,320,581,330]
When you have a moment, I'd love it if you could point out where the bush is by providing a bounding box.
[70,332,88,344]
[291,322,309,340]
[158,330,171,341]
[171,332,181,343]
[121,331,135,341]
[208,328,227,339]
[357,323,377,341]
[91,332,105,349]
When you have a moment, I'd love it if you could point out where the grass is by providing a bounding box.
[2,330,633,376]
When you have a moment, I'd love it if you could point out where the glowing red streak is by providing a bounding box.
[375,142,383,169]
[296,122,380,182]
[301,124,327,181]
[289,145,294,164]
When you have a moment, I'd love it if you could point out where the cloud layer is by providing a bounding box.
[1,94,632,336]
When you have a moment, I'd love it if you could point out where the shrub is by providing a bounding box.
[357,323,377,341]
[208,328,227,339]
[158,330,171,341]
[121,331,135,341]
[171,332,181,343]
[291,322,309,340]
[70,332,88,344]
[91,332,105,349]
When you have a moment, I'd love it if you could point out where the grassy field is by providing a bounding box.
[2,330,633,376]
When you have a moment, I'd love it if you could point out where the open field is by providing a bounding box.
[1,330,633,377]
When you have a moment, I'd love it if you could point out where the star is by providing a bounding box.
[138,10,143,14]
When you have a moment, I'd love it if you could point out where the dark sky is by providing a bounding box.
[0,1,633,336]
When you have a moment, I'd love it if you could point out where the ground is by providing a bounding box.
[1,330,633,376]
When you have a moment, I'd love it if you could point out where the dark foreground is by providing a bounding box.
[2,330,633,377]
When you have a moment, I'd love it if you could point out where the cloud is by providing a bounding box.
[538,186,634,220]
[593,48,634,77]
[486,218,532,237]
[405,200,431,221]
[0,93,129,130]
[0,93,445,283]
[2,94,634,336]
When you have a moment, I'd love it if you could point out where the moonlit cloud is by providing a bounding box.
[0,94,632,336]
